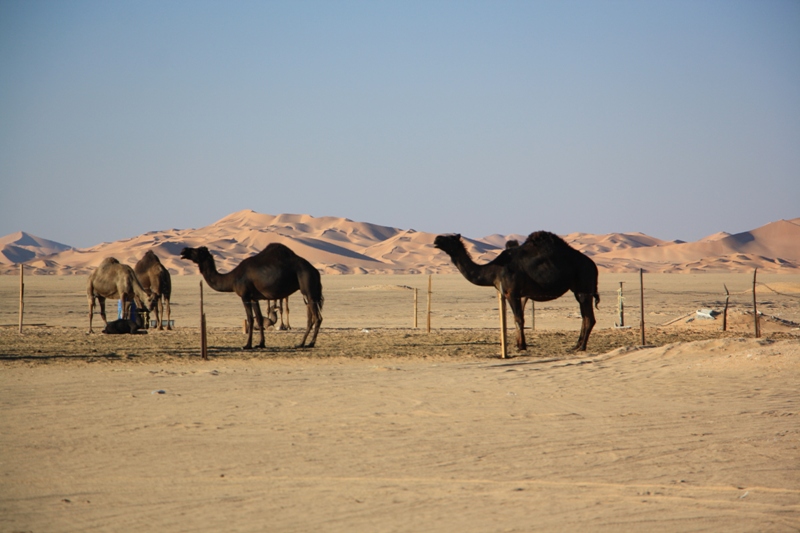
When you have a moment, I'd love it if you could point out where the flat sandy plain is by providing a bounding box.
[1,273,799,532]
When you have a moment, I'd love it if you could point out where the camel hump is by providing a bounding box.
[142,250,161,263]
[524,231,571,250]
[99,257,120,266]
[257,242,298,258]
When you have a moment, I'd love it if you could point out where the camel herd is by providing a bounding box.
[88,231,599,352]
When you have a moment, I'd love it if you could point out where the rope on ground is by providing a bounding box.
[758,283,800,300]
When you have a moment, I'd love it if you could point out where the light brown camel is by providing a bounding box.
[180,244,323,350]
[434,232,599,351]
[87,257,157,334]
[268,298,291,330]
[135,250,172,330]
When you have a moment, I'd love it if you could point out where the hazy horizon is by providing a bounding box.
[2,1,798,248]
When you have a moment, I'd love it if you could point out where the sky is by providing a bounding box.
[1,0,798,249]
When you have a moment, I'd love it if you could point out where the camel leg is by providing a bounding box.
[506,296,527,351]
[282,298,291,330]
[296,300,322,348]
[98,297,108,328]
[155,296,163,330]
[165,297,172,330]
[265,301,278,329]
[253,301,266,348]
[88,295,96,333]
[572,293,597,351]
[242,300,255,350]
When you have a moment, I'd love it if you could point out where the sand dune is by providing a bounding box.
[0,231,73,264]
[1,211,798,275]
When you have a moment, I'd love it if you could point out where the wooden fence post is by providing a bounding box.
[18,263,24,334]
[426,274,432,333]
[200,281,208,360]
[498,292,507,359]
[414,288,418,328]
[639,269,646,345]
[752,268,760,338]
[722,284,730,332]
[616,281,625,328]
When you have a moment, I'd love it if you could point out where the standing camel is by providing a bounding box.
[180,244,323,349]
[135,250,172,330]
[434,232,599,351]
[87,257,156,334]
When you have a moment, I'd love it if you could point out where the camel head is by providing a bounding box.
[433,234,464,256]
[142,288,159,311]
[180,246,212,265]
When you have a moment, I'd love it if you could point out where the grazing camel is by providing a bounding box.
[269,298,291,330]
[135,250,172,330]
[180,244,323,350]
[434,232,599,351]
[87,257,157,334]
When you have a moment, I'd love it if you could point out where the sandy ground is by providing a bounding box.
[1,274,799,532]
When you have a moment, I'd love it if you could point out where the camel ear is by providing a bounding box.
[456,234,461,240]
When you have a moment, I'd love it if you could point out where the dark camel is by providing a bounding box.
[103,316,147,335]
[180,244,323,349]
[87,257,157,334]
[135,251,172,330]
[434,232,599,351]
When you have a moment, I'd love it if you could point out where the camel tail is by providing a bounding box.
[302,270,324,312]
[594,292,600,310]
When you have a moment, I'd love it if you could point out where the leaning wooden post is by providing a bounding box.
[414,288,418,328]
[722,284,730,332]
[200,281,208,360]
[639,269,646,345]
[752,268,760,338]
[498,292,508,359]
[426,275,432,333]
[18,263,24,334]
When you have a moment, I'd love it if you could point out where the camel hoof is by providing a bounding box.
[242,345,254,351]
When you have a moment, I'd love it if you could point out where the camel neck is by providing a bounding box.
[198,260,235,292]
[448,248,500,288]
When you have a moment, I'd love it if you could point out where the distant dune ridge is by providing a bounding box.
[1,210,798,275]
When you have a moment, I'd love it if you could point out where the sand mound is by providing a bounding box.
[2,212,798,275]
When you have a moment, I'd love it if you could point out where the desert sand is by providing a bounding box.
[1,273,799,532]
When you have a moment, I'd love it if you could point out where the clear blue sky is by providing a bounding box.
[1,0,798,248]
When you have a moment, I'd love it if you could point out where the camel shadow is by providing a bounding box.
[0,353,124,362]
